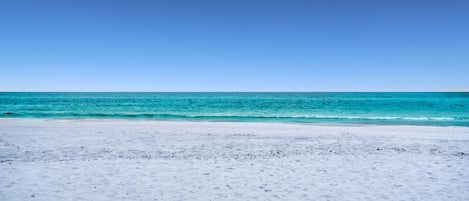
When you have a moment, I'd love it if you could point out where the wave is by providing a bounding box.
[2,112,467,122]
[176,114,468,122]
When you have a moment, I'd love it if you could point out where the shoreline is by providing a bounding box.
[1,117,468,128]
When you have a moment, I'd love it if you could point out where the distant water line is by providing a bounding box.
[1,92,468,126]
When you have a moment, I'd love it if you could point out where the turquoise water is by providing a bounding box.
[1,92,468,126]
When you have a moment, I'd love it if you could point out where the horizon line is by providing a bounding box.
[0,91,468,93]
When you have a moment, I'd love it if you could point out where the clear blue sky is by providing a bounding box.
[1,0,468,91]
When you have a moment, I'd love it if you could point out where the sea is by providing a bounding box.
[1,92,468,126]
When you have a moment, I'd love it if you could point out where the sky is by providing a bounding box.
[0,0,468,92]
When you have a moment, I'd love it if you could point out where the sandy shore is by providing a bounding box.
[1,119,469,200]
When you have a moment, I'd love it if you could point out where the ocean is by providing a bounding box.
[0,92,468,126]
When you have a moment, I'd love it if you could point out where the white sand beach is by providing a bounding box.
[1,119,469,201]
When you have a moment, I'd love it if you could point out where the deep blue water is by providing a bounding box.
[1,92,468,126]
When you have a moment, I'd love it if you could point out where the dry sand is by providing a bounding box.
[1,119,469,200]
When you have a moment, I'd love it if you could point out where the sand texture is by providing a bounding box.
[1,119,469,200]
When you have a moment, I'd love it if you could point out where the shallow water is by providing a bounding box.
[1,92,468,126]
